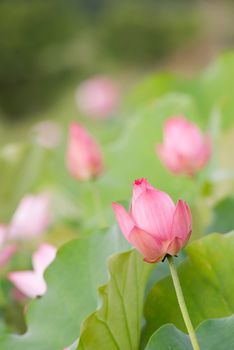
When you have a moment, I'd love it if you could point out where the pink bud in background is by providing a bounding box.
[66,123,104,180]
[156,116,212,177]
[8,243,56,299]
[9,194,52,240]
[75,76,119,119]
[113,178,192,263]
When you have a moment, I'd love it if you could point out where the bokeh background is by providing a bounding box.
[1,0,234,235]
[1,0,234,223]
[1,0,234,123]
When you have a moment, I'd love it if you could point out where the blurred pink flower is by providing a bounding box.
[156,116,212,176]
[0,224,7,246]
[11,287,28,302]
[0,225,17,267]
[32,120,63,149]
[66,122,104,180]
[75,76,119,119]
[0,245,17,267]
[8,194,52,240]
[113,178,192,263]
[8,243,56,299]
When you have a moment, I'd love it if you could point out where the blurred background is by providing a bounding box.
[0,0,234,123]
[0,0,234,218]
[0,0,234,229]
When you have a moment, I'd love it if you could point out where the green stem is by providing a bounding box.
[167,255,200,350]
[90,179,106,228]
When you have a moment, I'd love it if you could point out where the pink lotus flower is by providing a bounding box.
[112,178,192,263]
[66,123,104,180]
[75,76,119,119]
[8,194,52,240]
[156,116,212,176]
[8,244,56,298]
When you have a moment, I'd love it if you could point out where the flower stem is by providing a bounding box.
[167,255,200,350]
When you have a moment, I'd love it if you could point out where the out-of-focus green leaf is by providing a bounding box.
[0,226,129,350]
[198,52,234,128]
[197,315,234,349]
[126,73,188,110]
[128,52,234,129]
[145,315,234,350]
[142,232,234,347]
[145,324,192,350]
[207,197,234,234]
[77,250,152,350]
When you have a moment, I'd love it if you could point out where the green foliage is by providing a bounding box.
[0,227,129,350]
[207,197,234,234]
[3,231,234,350]
[145,315,234,350]
[128,52,234,129]
[77,250,152,350]
[143,232,234,346]
[197,315,234,349]
[145,324,192,350]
